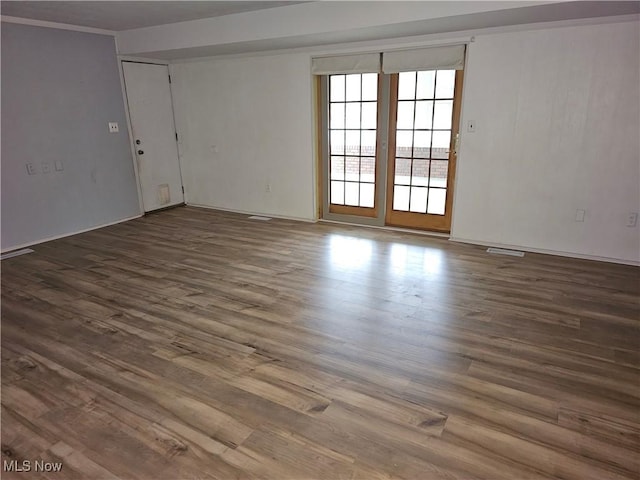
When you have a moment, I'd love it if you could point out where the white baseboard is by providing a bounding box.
[1,214,143,254]
[6,208,633,266]
[186,203,317,223]
[1,248,34,261]
[449,237,640,266]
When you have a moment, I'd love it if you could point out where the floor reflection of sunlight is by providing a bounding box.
[390,243,443,277]
[390,243,408,276]
[423,248,443,275]
[329,235,373,270]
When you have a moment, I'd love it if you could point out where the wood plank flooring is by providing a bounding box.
[1,205,639,479]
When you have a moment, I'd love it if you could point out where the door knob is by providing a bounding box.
[137,150,144,155]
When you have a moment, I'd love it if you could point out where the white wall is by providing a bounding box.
[1,23,141,251]
[170,19,639,263]
[451,20,640,264]
[170,53,315,220]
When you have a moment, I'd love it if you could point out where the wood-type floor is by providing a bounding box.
[1,206,639,479]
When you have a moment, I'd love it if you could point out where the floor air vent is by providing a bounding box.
[487,247,525,257]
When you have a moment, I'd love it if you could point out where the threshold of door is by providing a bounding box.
[319,219,449,239]
[487,247,525,257]
[145,202,186,215]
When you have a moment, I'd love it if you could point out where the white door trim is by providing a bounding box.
[167,63,188,205]
[117,59,145,215]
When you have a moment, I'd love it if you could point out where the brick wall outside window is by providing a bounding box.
[337,146,448,179]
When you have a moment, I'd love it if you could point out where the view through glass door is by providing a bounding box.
[385,69,463,232]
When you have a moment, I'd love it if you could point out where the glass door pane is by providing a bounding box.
[328,73,379,217]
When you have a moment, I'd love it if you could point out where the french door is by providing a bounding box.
[386,69,463,231]
[322,69,463,233]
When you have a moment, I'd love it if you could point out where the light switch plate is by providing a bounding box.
[42,162,51,174]
[108,122,119,133]
[26,163,36,175]
[55,160,64,172]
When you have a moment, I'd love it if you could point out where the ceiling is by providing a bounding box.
[2,1,638,59]
[133,1,640,59]
[0,1,305,31]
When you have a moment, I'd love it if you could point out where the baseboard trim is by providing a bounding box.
[449,237,640,266]
[186,203,317,223]
[1,248,34,261]
[1,214,143,254]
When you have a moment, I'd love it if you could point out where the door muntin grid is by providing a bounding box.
[393,70,455,215]
[329,73,378,209]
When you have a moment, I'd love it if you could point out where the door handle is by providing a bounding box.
[137,150,144,155]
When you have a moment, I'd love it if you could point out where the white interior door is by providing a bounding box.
[122,62,183,212]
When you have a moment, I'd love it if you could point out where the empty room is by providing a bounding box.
[1,1,639,478]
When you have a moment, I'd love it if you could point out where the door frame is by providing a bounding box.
[117,57,185,214]
[319,74,391,227]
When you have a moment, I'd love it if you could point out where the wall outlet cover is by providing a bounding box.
[108,122,119,133]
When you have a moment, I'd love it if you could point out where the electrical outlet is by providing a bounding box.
[266,183,272,193]
[26,163,36,175]
[42,162,51,174]
[575,209,585,222]
[467,120,476,133]
[108,122,119,133]
[627,212,638,228]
